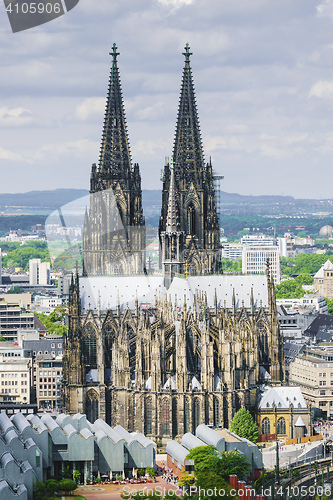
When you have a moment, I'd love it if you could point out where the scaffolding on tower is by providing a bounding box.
[213,171,224,226]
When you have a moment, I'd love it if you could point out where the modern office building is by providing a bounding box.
[29,259,50,286]
[242,245,281,284]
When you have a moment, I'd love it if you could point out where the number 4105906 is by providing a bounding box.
[6,3,62,14]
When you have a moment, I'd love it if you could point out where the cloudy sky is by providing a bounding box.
[0,0,332,198]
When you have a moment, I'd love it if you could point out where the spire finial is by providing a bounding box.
[110,43,119,61]
[183,43,192,63]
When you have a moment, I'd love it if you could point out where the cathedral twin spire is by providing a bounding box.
[84,43,220,278]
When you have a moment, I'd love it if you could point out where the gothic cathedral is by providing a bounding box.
[63,45,284,442]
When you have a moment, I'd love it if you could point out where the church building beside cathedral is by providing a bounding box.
[63,44,284,442]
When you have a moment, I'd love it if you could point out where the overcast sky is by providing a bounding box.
[0,0,332,198]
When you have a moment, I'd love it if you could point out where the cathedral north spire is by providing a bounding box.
[92,43,132,192]
[83,45,146,276]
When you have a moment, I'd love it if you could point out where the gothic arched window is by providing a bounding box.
[262,417,270,435]
[187,203,196,236]
[145,398,152,435]
[163,400,170,435]
[213,397,220,428]
[86,391,99,423]
[277,417,286,435]
[184,400,190,434]
[82,324,97,367]
[193,397,200,433]
[172,399,178,438]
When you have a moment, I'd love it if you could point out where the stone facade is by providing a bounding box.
[63,45,284,442]
[63,271,284,443]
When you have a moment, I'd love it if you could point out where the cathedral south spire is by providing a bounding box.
[173,43,205,185]
[159,44,221,277]
[83,45,146,276]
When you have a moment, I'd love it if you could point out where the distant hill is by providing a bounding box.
[0,188,331,212]
[0,189,89,209]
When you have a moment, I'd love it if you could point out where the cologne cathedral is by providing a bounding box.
[63,44,284,442]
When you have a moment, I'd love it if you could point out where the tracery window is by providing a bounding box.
[193,397,200,432]
[262,417,270,435]
[213,397,219,428]
[187,203,196,236]
[86,391,99,423]
[184,401,190,434]
[172,399,178,438]
[163,400,170,435]
[277,417,286,435]
[145,398,152,435]
[82,324,97,367]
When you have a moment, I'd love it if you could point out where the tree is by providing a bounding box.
[59,478,78,495]
[72,469,81,483]
[325,298,333,315]
[218,450,251,479]
[177,472,195,491]
[186,444,250,481]
[7,286,25,294]
[195,471,239,500]
[146,466,156,478]
[137,468,145,477]
[230,407,259,444]
[186,445,220,476]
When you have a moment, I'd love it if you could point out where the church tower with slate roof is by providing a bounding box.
[83,44,146,277]
[159,44,220,277]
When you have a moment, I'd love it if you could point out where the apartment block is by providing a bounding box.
[289,345,333,420]
[0,359,30,403]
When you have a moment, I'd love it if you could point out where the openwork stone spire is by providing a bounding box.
[94,43,132,190]
[173,43,205,184]
[84,45,146,276]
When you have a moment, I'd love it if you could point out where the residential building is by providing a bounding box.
[36,355,62,411]
[314,259,333,299]
[277,234,293,258]
[242,245,281,283]
[57,275,71,295]
[0,359,30,404]
[289,345,333,420]
[221,242,242,262]
[257,386,311,441]
[277,305,316,340]
[33,294,63,311]
[29,259,50,286]
[0,294,38,341]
